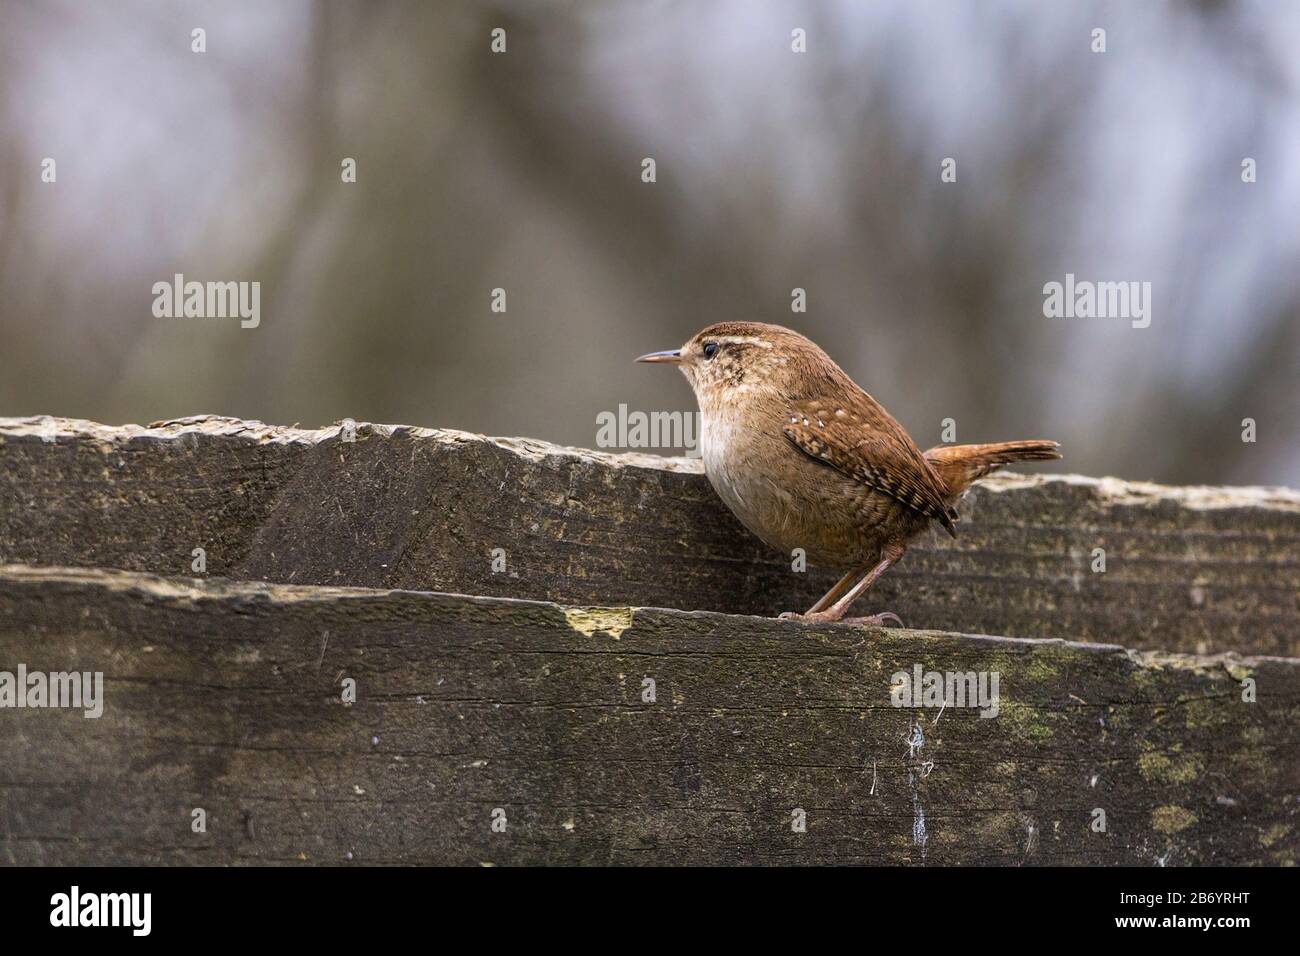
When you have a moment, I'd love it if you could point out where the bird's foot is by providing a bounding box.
[842,611,905,628]
[778,610,904,628]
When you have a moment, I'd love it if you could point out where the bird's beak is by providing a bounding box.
[635,349,683,365]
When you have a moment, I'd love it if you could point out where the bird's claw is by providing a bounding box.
[778,610,904,628]
[843,611,904,628]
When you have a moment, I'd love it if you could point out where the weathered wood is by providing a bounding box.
[0,565,1295,866]
[2,416,1296,655]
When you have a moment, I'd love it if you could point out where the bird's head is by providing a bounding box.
[636,321,832,408]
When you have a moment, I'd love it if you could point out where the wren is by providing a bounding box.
[637,322,1061,625]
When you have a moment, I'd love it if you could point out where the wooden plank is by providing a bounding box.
[0,565,1294,865]
[1,415,1297,655]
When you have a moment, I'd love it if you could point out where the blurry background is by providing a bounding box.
[1,0,1297,486]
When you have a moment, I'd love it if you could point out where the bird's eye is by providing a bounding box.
[702,342,719,360]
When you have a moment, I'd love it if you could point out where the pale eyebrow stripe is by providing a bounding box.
[714,335,772,348]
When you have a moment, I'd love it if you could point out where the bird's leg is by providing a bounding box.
[780,545,906,626]
[803,567,859,614]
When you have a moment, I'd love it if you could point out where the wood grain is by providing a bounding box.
[0,566,1294,865]
[2,415,1297,655]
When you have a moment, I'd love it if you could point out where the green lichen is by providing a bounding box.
[1137,749,1204,785]
[1242,725,1267,745]
[1225,725,1276,781]
[1260,824,1291,848]
[1152,805,1197,834]
[1130,667,1160,693]
[1183,697,1228,730]
[997,699,1054,740]
[1021,651,1062,683]
[1226,663,1254,682]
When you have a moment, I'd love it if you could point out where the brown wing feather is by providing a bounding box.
[783,395,959,537]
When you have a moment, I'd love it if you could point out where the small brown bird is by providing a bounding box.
[637,322,1061,625]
